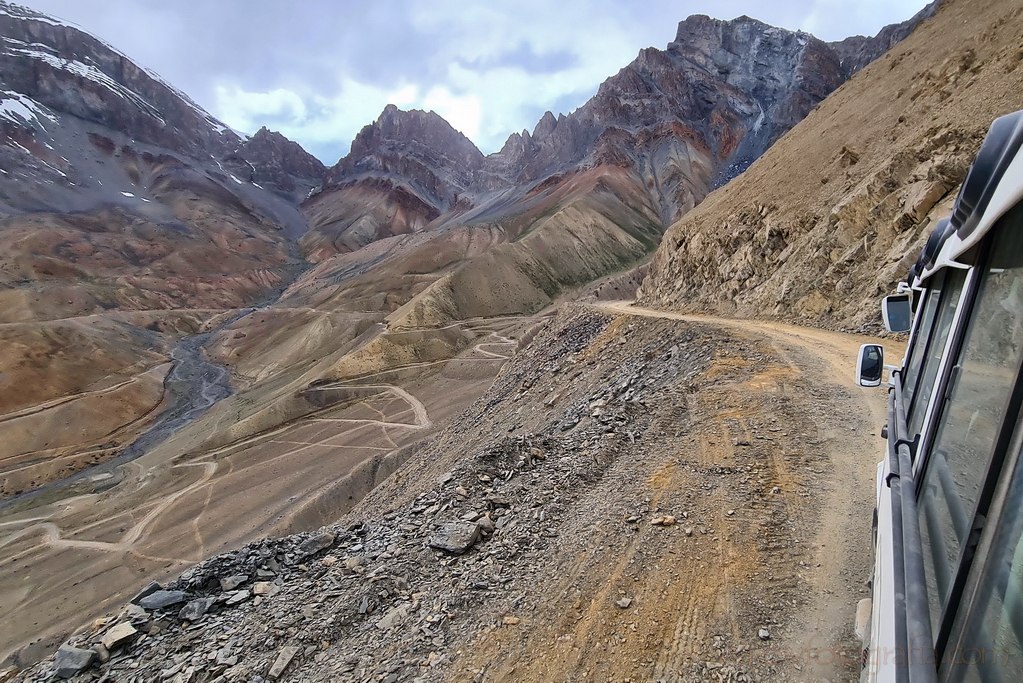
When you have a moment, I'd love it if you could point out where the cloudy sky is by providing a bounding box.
[23,0,928,163]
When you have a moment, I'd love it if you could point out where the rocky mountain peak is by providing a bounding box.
[244,127,324,172]
[480,12,850,217]
[828,0,940,76]
[345,105,484,171]
[0,0,238,157]
[324,105,485,210]
[533,110,559,139]
[222,126,326,203]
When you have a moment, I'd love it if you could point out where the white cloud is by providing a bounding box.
[799,0,927,38]
[213,85,307,128]
[23,0,933,162]
[212,79,423,162]
[422,87,482,141]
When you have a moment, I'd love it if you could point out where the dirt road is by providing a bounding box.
[605,301,899,679]
[453,303,900,682]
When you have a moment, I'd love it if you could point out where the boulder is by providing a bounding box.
[100,621,137,650]
[178,597,215,622]
[54,645,95,679]
[428,521,481,554]
[139,590,188,610]
[297,532,335,557]
[129,581,163,606]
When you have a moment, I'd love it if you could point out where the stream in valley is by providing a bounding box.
[0,308,253,512]
[109,324,235,464]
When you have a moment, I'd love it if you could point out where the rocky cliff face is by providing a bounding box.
[478,9,943,218]
[300,106,486,259]
[223,127,326,204]
[641,0,1020,331]
[829,1,940,76]
[0,1,235,158]
[334,104,485,205]
[486,14,847,201]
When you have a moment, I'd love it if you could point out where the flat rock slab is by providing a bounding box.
[297,532,335,557]
[268,645,299,679]
[178,597,216,622]
[139,590,188,610]
[428,520,481,554]
[224,589,250,606]
[375,603,411,630]
[219,574,248,591]
[54,645,95,679]
[129,581,162,606]
[100,622,137,651]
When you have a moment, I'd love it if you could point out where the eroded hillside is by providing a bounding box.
[640,0,1023,330]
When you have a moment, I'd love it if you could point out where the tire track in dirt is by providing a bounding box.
[458,303,893,681]
[0,375,435,570]
[595,301,896,678]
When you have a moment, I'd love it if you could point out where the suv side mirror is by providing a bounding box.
[857,344,885,387]
[882,294,912,333]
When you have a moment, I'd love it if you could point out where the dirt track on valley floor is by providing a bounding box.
[0,321,521,668]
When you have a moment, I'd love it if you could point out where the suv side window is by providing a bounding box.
[903,277,943,410]
[942,409,1023,681]
[918,202,1023,640]
[908,269,967,436]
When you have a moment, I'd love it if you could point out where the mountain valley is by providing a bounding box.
[1,0,1022,680]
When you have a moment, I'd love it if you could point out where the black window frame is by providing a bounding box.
[904,280,941,388]
[906,267,971,439]
[901,276,941,402]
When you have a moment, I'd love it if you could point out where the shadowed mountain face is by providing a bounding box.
[300,106,486,260]
[0,1,319,306]
[223,127,327,204]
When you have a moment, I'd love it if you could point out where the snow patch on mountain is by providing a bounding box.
[0,1,236,140]
[3,43,167,124]
[0,89,56,127]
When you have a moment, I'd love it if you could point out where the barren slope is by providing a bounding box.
[0,315,525,669]
[641,0,1023,330]
[10,306,898,682]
